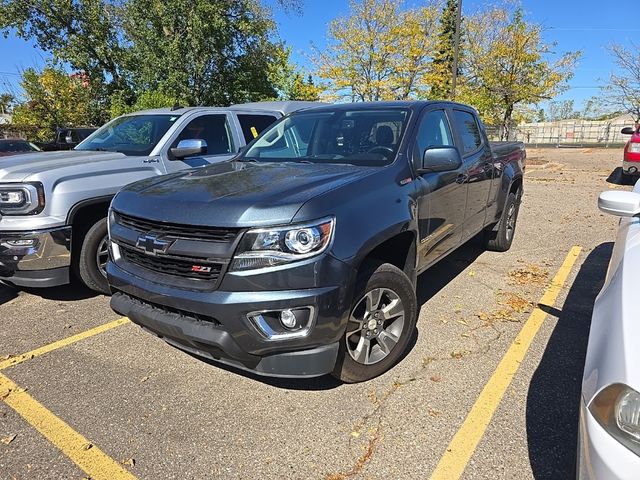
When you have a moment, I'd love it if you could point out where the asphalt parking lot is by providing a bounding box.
[0,148,630,480]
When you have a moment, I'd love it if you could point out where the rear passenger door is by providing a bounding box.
[162,113,237,172]
[451,109,494,239]
[414,107,468,270]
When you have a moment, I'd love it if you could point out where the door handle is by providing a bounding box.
[456,173,468,184]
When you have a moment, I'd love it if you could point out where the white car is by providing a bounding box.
[579,185,640,478]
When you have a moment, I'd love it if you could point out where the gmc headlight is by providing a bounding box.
[0,183,45,215]
[230,217,335,271]
[589,383,640,455]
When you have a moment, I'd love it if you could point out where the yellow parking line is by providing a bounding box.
[430,245,582,480]
[0,317,129,371]
[0,372,136,479]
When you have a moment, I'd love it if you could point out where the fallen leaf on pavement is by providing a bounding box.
[1,434,16,445]
[122,458,135,467]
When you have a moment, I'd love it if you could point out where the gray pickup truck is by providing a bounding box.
[0,101,320,293]
[108,100,526,382]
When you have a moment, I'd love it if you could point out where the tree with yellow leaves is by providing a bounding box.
[11,67,94,141]
[314,0,439,101]
[461,7,580,139]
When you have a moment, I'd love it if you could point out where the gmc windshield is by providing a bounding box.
[242,108,410,166]
[76,114,181,156]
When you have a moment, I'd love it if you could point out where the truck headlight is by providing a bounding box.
[230,217,335,271]
[0,183,45,215]
[589,383,640,455]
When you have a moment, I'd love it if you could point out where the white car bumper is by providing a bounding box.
[578,399,640,479]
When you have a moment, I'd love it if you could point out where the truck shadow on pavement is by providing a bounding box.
[526,242,613,479]
[0,280,99,307]
[195,239,485,390]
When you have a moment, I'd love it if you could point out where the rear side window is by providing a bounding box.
[454,110,482,154]
[414,110,453,163]
[237,114,278,143]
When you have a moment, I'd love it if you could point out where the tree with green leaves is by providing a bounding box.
[427,0,460,100]
[0,0,302,115]
[11,67,94,140]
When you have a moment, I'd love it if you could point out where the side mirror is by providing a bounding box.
[170,139,207,159]
[420,146,462,173]
[621,127,636,135]
[598,190,640,217]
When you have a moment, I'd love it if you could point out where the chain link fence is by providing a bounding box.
[486,116,636,148]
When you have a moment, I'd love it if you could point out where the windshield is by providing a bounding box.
[242,108,410,166]
[76,114,181,156]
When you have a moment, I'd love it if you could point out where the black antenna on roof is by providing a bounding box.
[170,103,183,111]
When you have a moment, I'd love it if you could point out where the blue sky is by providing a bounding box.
[0,0,635,111]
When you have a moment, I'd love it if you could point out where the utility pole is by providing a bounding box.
[451,0,462,100]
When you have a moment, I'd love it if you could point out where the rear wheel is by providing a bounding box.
[75,218,110,294]
[483,191,520,252]
[332,262,417,383]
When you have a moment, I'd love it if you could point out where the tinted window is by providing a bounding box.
[414,110,453,163]
[172,114,233,156]
[237,114,278,144]
[0,140,39,152]
[76,114,181,156]
[243,108,410,167]
[454,110,482,154]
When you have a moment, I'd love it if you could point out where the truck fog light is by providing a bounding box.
[280,309,297,329]
[5,238,38,247]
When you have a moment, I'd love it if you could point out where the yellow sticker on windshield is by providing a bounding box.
[250,126,258,138]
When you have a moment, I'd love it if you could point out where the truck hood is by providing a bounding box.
[0,150,128,182]
[112,161,377,227]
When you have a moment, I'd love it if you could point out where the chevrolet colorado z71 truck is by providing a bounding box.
[0,101,319,293]
[108,101,526,382]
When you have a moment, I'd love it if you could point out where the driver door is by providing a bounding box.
[162,113,237,173]
[414,108,468,271]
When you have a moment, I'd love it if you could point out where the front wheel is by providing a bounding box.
[332,262,417,383]
[75,218,110,294]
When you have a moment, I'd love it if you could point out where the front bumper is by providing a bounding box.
[578,398,640,479]
[107,260,351,378]
[0,226,71,287]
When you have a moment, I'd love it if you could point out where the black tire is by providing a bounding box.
[332,262,417,383]
[75,218,110,294]
[483,191,520,252]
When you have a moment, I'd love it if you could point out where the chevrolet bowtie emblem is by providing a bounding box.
[136,234,172,255]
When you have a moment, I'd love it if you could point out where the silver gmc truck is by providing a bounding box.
[0,101,320,294]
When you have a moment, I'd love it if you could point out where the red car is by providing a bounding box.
[0,138,41,157]
[622,126,640,179]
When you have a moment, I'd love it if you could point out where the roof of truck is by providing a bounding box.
[291,100,476,112]
[130,101,325,117]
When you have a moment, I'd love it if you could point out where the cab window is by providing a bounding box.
[237,114,278,144]
[413,110,454,164]
[171,114,234,156]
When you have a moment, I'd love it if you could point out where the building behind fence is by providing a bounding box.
[487,113,636,148]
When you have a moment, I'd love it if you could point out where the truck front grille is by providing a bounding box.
[119,244,223,281]
[114,212,239,242]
